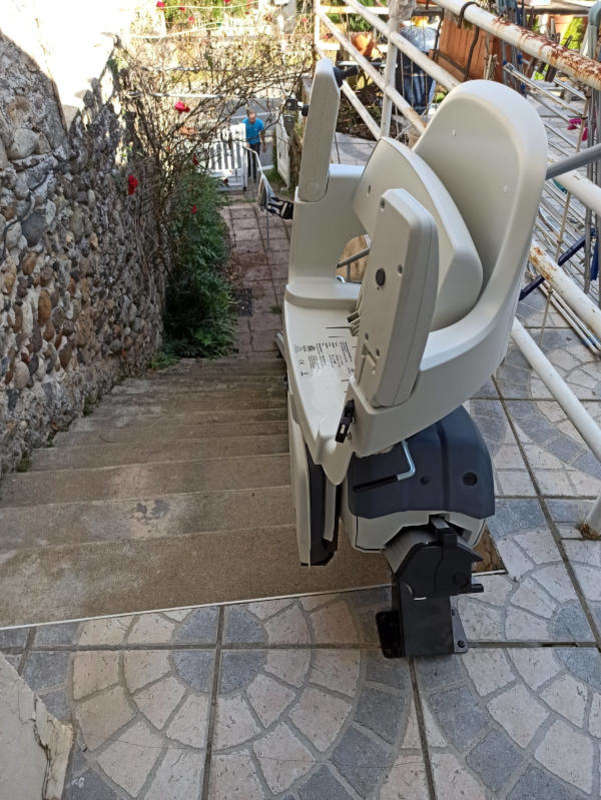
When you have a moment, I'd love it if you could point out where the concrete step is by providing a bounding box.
[112,375,286,395]
[0,454,290,507]
[53,419,288,447]
[100,384,285,406]
[31,433,289,470]
[108,380,287,400]
[0,525,388,628]
[91,391,286,417]
[66,406,287,432]
[0,486,294,550]
[161,358,284,376]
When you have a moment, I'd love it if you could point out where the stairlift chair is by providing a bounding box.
[282,59,547,657]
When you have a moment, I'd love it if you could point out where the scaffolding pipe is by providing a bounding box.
[512,319,601,532]
[529,240,601,337]
[547,143,601,179]
[317,10,427,132]
[380,0,402,136]
[556,170,601,218]
[343,0,461,91]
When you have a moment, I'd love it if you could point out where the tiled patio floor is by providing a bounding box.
[5,187,601,798]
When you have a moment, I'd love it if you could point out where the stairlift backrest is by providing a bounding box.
[353,139,483,330]
[415,80,547,290]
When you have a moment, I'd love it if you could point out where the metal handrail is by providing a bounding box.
[241,142,274,248]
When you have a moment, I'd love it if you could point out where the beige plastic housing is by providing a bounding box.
[353,138,483,330]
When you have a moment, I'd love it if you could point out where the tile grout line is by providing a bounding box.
[3,637,598,657]
[493,374,601,651]
[408,658,437,800]
[16,626,35,676]
[200,605,224,800]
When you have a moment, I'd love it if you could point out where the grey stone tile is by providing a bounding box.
[354,686,405,746]
[220,650,267,694]
[572,451,601,479]
[419,646,601,798]
[554,646,601,690]
[465,729,522,791]
[3,653,22,671]
[489,498,546,537]
[550,601,594,641]
[172,607,218,644]
[470,399,508,450]
[473,378,498,398]
[297,765,355,800]
[546,498,592,526]
[172,649,214,693]
[416,654,463,687]
[332,726,389,798]
[508,766,587,800]
[223,606,267,644]
[427,686,489,749]
[364,652,408,690]
[546,435,586,464]
[506,400,557,444]
[0,626,29,648]
[34,621,79,646]
[40,688,71,721]
[22,650,70,692]
[63,769,120,800]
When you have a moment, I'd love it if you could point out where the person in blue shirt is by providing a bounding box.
[243,110,265,182]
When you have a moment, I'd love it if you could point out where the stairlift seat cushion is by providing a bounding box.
[352,138,483,330]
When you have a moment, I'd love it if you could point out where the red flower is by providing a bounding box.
[179,5,185,9]
[156,0,165,6]
[188,14,194,21]
[174,100,191,114]
[224,0,231,5]
[127,174,138,195]
[191,204,197,214]
[192,155,199,166]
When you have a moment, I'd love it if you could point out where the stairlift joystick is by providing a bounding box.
[281,59,547,657]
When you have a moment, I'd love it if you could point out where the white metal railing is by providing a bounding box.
[313,0,601,531]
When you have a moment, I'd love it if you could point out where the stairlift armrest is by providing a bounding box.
[355,188,438,408]
[288,165,365,284]
[298,58,340,203]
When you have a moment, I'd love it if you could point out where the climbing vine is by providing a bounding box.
[114,9,312,356]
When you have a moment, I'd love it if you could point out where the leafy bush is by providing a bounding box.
[164,170,235,358]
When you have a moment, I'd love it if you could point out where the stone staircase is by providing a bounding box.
[0,354,387,628]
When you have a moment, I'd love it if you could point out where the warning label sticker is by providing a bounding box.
[294,333,355,382]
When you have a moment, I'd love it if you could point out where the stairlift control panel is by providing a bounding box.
[354,188,439,408]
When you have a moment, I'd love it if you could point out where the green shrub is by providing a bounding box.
[164,170,235,358]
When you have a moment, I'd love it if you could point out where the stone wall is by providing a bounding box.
[0,31,166,474]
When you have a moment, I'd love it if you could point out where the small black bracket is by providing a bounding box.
[377,519,483,658]
[266,195,294,220]
[335,400,355,443]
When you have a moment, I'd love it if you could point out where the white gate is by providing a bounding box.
[275,119,291,187]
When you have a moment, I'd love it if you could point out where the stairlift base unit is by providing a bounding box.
[342,406,494,553]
